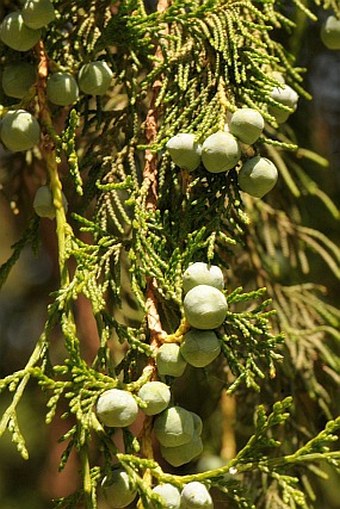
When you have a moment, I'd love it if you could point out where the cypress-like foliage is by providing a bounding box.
[0,1,339,508]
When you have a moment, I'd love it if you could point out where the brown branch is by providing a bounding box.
[142,0,168,211]
[142,0,169,349]
[144,103,165,348]
[35,40,55,153]
[143,80,162,212]
[137,3,170,501]
[145,280,167,349]
[143,80,165,349]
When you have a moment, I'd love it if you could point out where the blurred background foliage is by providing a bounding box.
[0,3,339,509]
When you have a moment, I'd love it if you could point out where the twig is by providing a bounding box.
[35,40,72,284]
[142,0,169,359]
[138,1,169,503]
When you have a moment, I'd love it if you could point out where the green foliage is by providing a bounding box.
[0,0,339,508]
[115,400,340,508]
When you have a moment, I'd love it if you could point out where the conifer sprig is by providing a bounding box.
[0,0,339,508]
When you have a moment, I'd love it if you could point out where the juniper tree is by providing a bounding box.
[0,1,339,508]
